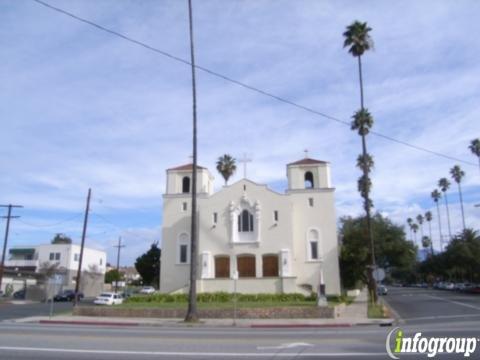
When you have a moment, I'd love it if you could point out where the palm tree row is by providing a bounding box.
[406,162,470,256]
[406,214,433,257]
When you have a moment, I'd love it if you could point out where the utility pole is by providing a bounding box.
[0,204,23,293]
[113,236,125,294]
[74,189,91,306]
[185,0,199,323]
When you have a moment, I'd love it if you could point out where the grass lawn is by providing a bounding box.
[367,303,386,318]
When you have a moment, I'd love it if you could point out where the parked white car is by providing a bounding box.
[94,292,124,306]
[139,286,155,294]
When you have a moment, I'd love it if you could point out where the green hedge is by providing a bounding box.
[125,292,316,304]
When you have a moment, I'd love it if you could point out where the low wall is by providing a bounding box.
[74,305,334,319]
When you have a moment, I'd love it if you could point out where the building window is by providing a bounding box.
[55,253,60,261]
[273,210,279,222]
[307,229,320,261]
[262,255,279,277]
[100,258,103,265]
[182,202,188,211]
[238,209,254,232]
[308,198,314,207]
[74,253,79,261]
[237,254,256,278]
[310,242,318,260]
[214,256,230,278]
[305,171,314,188]
[213,212,218,225]
[177,233,190,264]
[182,176,190,193]
[180,245,188,263]
[49,253,54,261]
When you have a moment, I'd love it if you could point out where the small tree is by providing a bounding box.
[51,233,72,244]
[105,269,123,284]
[135,242,161,287]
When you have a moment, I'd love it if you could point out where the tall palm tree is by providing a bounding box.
[185,0,199,322]
[343,20,376,303]
[450,165,466,232]
[412,223,419,247]
[416,214,424,239]
[425,211,433,254]
[216,154,237,185]
[469,138,480,173]
[438,178,452,241]
[406,218,413,241]
[421,236,433,257]
[431,189,444,251]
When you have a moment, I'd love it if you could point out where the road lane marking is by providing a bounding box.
[425,295,480,311]
[257,342,313,350]
[402,313,480,322]
[0,346,388,357]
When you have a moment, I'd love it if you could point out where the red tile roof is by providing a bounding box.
[167,163,206,171]
[287,158,328,166]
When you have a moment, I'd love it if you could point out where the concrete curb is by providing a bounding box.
[251,323,353,328]
[15,316,396,328]
[39,320,139,327]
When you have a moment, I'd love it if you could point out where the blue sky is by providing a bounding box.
[1,0,479,266]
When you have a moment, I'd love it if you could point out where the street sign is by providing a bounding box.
[373,268,385,282]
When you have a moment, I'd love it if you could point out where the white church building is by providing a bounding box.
[160,157,341,295]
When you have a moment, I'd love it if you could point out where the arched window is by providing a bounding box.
[237,254,256,278]
[262,254,279,277]
[307,229,320,260]
[214,256,230,278]
[182,176,190,193]
[238,209,254,232]
[304,171,314,188]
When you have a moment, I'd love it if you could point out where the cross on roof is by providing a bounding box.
[238,153,252,179]
[304,149,309,158]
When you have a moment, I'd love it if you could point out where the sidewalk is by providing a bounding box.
[7,290,394,328]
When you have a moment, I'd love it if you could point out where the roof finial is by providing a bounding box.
[188,154,194,163]
[304,149,309,159]
[239,153,252,179]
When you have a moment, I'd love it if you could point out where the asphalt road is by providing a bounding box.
[382,286,480,325]
[0,288,478,359]
[0,322,478,360]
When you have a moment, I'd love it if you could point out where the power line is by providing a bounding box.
[17,213,83,228]
[31,0,477,167]
[90,213,154,241]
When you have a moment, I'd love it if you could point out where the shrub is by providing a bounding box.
[125,292,315,304]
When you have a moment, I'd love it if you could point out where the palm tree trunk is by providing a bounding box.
[185,0,198,322]
[428,221,433,256]
[435,202,444,251]
[357,56,377,304]
[457,183,466,232]
[443,193,452,240]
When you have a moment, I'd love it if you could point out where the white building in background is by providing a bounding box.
[160,157,341,295]
[5,243,106,296]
